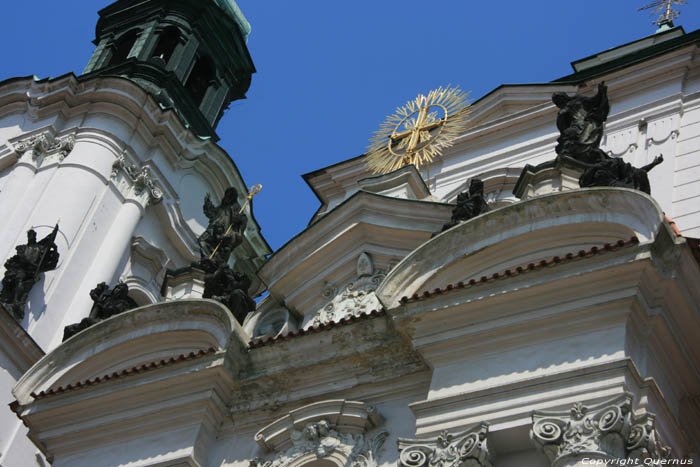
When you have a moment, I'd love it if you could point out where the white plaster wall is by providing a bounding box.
[428,325,627,401]
[0,350,43,467]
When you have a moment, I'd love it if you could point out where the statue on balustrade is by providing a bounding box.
[197,188,248,267]
[202,264,255,324]
[62,282,137,341]
[579,154,664,195]
[0,225,60,321]
[439,178,489,233]
[552,82,610,164]
[552,83,664,194]
[195,187,257,323]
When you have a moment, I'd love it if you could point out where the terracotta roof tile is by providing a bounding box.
[399,237,639,304]
[30,347,217,400]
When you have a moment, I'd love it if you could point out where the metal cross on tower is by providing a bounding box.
[638,0,686,26]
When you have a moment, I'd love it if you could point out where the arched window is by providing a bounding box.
[185,55,215,106]
[108,30,139,66]
[152,26,180,63]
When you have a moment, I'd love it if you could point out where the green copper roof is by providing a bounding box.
[214,0,251,41]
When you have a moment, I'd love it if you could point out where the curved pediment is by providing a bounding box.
[376,188,664,309]
[13,299,239,404]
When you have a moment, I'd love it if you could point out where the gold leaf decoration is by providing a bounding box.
[366,85,471,175]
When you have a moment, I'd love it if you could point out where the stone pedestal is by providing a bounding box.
[161,266,206,300]
[513,156,587,200]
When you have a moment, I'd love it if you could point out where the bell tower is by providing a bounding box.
[82,0,255,140]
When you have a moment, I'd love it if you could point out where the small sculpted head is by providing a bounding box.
[113,282,129,297]
[27,229,37,244]
[222,188,239,206]
[468,178,484,196]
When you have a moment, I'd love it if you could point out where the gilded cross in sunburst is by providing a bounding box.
[366,86,471,176]
[638,0,686,26]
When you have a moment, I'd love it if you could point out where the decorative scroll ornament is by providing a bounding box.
[397,423,491,467]
[531,394,671,466]
[366,86,471,175]
[250,420,388,467]
[14,133,75,164]
[308,253,385,328]
[111,154,163,204]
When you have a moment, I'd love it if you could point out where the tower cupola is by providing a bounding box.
[83,0,255,140]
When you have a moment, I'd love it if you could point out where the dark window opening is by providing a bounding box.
[108,30,138,66]
[152,26,180,63]
[185,55,215,105]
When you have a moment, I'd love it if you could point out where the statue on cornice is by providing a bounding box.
[198,188,247,266]
[62,282,137,341]
[553,82,610,164]
[202,264,255,324]
[578,154,664,195]
[0,225,59,321]
[440,178,489,233]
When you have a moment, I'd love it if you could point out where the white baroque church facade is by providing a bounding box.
[1,1,700,466]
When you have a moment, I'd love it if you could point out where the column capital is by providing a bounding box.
[398,423,491,467]
[530,393,670,466]
[111,153,163,206]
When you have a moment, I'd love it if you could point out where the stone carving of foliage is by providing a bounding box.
[397,423,491,467]
[308,253,385,328]
[531,393,671,465]
[251,419,388,467]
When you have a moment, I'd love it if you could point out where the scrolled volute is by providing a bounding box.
[397,423,491,467]
[530,394,671,465]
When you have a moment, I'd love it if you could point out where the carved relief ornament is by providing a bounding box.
[531,393,671,466]
[14,133,75,164]
[111,154,163,204]
[251,400,387,467]
[309,253,385,328]
[397,423,491,467]
[251,420,387,467]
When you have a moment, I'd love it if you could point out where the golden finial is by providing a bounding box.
[366,85,471,176]
[638,0,686,27]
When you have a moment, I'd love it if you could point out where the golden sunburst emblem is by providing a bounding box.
[366,85,471,175]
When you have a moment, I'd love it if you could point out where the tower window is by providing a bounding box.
[152,26,180,63]
[185,55,215,106]
[108,30,139,66]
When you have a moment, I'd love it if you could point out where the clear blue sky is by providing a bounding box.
[2,1,699,251]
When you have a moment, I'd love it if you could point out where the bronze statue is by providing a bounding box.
[0,225,60,321]
[197,188,248,266]
[553,82,610,164]
[440,178,489,233]
[62,282,137,341]
[202,264,255,324]
[579,154,664,195]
